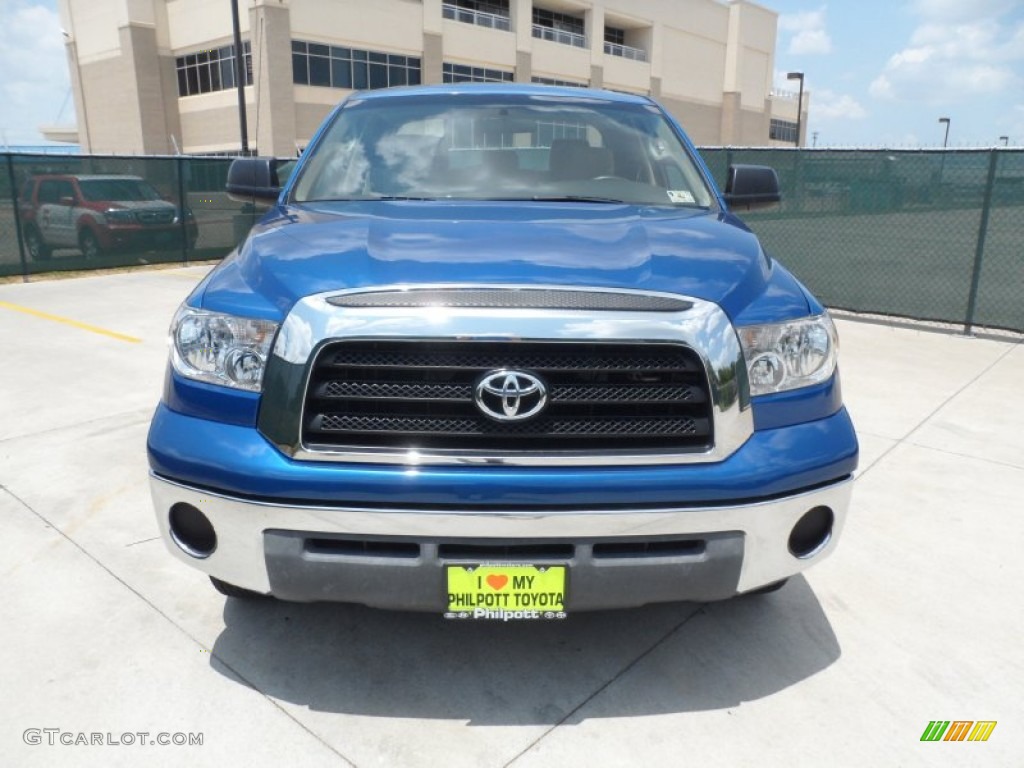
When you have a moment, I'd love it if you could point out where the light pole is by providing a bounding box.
[231,0,249,155]
[937,117,951,186]
[787,71,805,147]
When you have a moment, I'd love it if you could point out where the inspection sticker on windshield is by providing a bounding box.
[667,189,695,204]
[445,565,567,620]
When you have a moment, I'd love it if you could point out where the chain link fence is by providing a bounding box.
[2,149,1022,333]
[701,148,1024,333]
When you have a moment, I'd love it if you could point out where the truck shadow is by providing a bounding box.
[208,574,839,725]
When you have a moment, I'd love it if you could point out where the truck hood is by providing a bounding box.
[207,201,782,320]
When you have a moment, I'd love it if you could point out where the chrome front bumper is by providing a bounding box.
[150,473,853,609]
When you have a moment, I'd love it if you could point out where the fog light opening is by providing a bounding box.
[788,505,834,559]
[168,502,217,558]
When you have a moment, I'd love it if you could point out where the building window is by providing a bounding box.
[770,118,799,143]
[175,42,252,97]
[443,117,588,150]
[602,26,648,61]
[534,120,589,147]
[442,62,513,83]
[292,41,421,90]
[604,27,624,46]
[532,8,587,48]
[442,0,511,31]
[532,76,587,88]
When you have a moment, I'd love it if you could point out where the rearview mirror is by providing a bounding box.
[723,165,781,211]
[226,157,282,205]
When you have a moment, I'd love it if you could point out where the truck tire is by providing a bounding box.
[24,227,52,261]
[747,579,789,596]
[79,229,101,260]
[209,576,265,600]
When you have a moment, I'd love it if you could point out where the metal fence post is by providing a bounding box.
[963,149,999,335]
[792,148,804,213]
[177,155,189,265]
[5,153,30,281]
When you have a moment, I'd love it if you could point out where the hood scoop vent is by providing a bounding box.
[326,287,692,312]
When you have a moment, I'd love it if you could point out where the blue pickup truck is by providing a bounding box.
[147,85,857,619]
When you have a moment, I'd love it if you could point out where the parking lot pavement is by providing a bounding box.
[1,267,1021,768]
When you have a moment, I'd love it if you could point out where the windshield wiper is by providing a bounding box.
[312,195,627,204]
[480,195,626,204]
[309,195,439,202]
[367,195,438,201]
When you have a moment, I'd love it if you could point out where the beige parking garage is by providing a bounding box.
[53,0,808,155]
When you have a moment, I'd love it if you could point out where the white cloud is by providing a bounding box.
[910,0,1020,23]
[811,89,867,121]
[870,5,1024,105]
[0,1,72,145]
[779,8,834,56]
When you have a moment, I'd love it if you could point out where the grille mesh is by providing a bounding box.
[552,385,700,403]
[318,414,700,437]
[318,381,701,403]
[321,381,474,400]
[303,340,713,454]
[321,349,701,371]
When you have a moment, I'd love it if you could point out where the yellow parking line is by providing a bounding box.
[0,301,142,344]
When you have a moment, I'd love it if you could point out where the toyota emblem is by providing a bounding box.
[474,370,548,422]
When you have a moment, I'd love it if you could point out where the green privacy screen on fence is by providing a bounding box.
[701,148,1023,333]
[2,149,1022,332]
[0,153,266,278]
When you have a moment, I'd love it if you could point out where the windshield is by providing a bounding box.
[292,93,714,208]
[79,178,162,202]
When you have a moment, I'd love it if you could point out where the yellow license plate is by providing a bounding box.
[445,565,567,620]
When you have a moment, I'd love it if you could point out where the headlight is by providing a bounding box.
[170,306,278,392]
[104,208,136,224]
[738,314,838,396]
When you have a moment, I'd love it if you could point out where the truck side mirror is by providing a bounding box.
[723,165,781,211]
[227,157,282,205]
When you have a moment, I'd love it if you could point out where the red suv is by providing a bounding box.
[19,174,198,260]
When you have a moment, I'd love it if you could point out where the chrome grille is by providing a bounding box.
[137,210,175,225]
[302,340,713,454]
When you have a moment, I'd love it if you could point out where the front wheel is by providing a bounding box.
[209,576,265,600]
[24,227,52,261]
[746,579,789,596]
[79,229,101,260]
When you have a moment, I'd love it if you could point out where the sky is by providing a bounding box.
[1,0,1022,148]
[769,0,1024,147]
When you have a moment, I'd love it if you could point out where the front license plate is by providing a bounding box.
[445,564,567,620]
